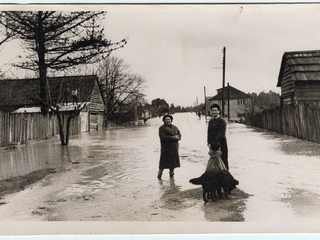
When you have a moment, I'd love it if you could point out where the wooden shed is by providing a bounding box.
[0,75,105,131]
[277,50,320,105]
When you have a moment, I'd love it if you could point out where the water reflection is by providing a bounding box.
[280,187,320,219]
[242,125,320,157]
[0,142,61,181]
[0,139,91,181]
[277,138,320,157]
[158,178,181,197]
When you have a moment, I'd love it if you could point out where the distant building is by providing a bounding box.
[141,110,152,119]
[277,50,320,105]
[0,75,104,131]
[207,85,251,121]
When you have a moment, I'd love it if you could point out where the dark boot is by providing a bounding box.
[169,169,174,178]
[157,169,163,179]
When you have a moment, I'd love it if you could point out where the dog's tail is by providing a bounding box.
[189,177,203,185]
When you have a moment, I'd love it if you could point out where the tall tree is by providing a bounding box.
[151,98,169,117]
[0,11,127,114]
[257,90,281,110]
[243,90,280,116]
[97,56,146,125]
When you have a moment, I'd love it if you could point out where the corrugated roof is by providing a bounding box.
[209,85,251,100]
[0,75,97,107]
[277,50,320,87]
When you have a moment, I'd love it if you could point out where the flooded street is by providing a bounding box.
[229,123,320,223]
[1,112,320,229]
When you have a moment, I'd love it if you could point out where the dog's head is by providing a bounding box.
[234,179,239,186]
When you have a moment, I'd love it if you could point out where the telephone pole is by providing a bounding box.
[204,86,207,120]
[227,82,230,120]
[222,46,226,117]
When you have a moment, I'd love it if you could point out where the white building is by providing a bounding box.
[206,85,251,121]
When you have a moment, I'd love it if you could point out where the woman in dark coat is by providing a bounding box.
[158,114,181,179]
[207,104,229,170]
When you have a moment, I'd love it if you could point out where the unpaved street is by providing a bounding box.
[1,112,320,233]
[0,113,248,224]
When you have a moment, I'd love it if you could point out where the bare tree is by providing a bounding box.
[0,11,127,114]
[242,93,258,115]
[96,56,146,125]
[0,23,15,46]
[0,11,127,145]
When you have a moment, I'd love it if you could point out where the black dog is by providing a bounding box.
[189,170,239,203]
[189,170,220,203]
[216,170,239,199]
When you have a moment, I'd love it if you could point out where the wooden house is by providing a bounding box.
[0,75,104,131]
[277,50,320,105]
[207,85,251,121]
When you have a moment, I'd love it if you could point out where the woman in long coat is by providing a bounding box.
[158,114,181,179]
[207,104,229,170]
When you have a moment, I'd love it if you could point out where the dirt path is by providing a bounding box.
[0,114,252,234]
[0,166,250,223]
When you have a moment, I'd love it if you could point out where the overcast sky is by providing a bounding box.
[102,4,320,107]
[1,4,320,107]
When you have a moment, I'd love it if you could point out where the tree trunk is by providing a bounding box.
[57,112,66,145]
[37,11,48,115]
[66,115,74,145]
[56,110,79,145]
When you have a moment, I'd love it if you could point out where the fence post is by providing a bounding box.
[22,111,28,144]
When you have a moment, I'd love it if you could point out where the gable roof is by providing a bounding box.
[0,75,98,107]
[277,50,320,87]
[209,85,251,100]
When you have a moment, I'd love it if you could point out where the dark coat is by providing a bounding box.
[207,117,229,170]
[159,124,181,169]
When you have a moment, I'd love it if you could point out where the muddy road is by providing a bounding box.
[0,112,320,233]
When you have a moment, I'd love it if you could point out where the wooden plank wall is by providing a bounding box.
[0,111,80,146]
[296,83,320,104]
[246,103,320,144]
[280,63,296,97]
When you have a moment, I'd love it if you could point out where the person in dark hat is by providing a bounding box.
[158,114,181,179]
[207,104,229,170]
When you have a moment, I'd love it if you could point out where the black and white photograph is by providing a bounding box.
[0,2,320,237]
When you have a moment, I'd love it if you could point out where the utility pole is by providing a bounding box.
[204,86,207,120]
[222,46,226,117]
[227,82,230,120]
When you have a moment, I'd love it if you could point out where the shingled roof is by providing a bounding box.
[277,50,320,87]
[0,75,98,109]
[209,85,250,100]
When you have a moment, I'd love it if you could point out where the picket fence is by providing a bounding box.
[245,103,320,144]
[0,111,80,146]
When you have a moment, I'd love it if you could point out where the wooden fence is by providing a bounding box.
[246,103,320,144]
[0,111,80,146]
